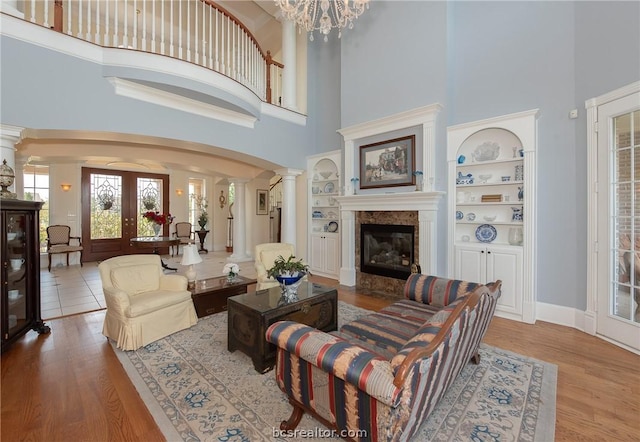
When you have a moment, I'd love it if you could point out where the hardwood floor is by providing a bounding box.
[2,276,639,441]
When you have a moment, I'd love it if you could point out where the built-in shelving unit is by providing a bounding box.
[447,110,538,323]
[307,150,341,279]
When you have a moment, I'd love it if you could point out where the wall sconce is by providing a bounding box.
[175,189,184,196]
[60,183,72,192]
[219,190,226,208]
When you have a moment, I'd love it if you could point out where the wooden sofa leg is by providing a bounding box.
[280,401,305,431]
[471,352,481,364]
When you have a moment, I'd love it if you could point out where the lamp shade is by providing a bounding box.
[180,244,202,266]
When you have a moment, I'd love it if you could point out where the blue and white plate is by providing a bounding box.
[475,224,497,243]
[456,210,464,220]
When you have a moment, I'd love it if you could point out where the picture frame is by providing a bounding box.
[256,189,268,215]
[359,135,416,189]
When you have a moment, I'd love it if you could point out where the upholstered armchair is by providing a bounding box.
[46,225,83,271]
[254,242,301,290]
[98,254,198,350]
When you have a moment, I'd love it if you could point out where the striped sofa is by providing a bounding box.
[265,274,501,442]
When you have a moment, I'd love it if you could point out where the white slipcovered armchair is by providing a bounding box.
[99,254,198,350]
[255,242,307,290]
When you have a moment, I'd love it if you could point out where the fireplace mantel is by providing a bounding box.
[336,191,444,286]
[335,191,444,212]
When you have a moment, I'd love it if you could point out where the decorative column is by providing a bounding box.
[274,168,303,247]
[1,124,23,197]
[228,178,252,262]
[281,19,297,111]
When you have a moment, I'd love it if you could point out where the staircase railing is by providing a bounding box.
[20,0,284,105]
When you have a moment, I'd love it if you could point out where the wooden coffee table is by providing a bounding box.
[190,275,257,318]
[227,282,338,373]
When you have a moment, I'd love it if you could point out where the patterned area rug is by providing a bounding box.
[113,302,557,441]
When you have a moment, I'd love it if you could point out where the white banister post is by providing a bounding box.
[274,168,303,248]
[281,18,297,110]
[228,178,252,262]
[0,124,23,197]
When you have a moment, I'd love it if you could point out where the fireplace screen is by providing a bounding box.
[361,224,414,280]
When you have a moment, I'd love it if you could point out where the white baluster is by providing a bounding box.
[132,0,137,50]
[151,0,156,53]
[178,0,182,59]
[86,0,91,42]
[66,0,71,35]
[29,0,35,23]
[186,0,191,62]
[77,0,83,38]
[216,10,221,72]
[95,0,101,45]
[43,0,49,28]
[194,1,198,65]
[169,0,174,57]
[123,0,128,48]
[141,0,147,51]
[104,0,109,46]
[114,0,118,46]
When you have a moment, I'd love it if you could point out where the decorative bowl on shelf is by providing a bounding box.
[7,232,17,240]
[319,171,333,179]
[472,141,500,162]
[312,186,320,194]
[478,174,492,183]
[483,215,497,222]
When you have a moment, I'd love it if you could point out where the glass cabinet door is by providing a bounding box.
[4,212,29,339]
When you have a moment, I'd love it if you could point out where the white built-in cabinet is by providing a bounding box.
[307,150,341,279]
[447,110,538,323]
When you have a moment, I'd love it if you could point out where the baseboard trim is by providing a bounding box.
[536,301,587,333]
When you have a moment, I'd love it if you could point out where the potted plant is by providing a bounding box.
[267,255,309,299]
[266,255,309,281]
[191,194,209,230]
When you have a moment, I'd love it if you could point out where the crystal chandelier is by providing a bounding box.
[275,0,370,42]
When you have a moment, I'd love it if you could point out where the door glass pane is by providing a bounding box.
[612,110,639,322]
[138,178,163,236]
[91,174,122,239]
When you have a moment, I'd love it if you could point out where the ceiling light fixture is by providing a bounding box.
[275,0,370,42]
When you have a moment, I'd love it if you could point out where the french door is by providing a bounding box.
[81,167,169,262]
[596,90,640,352]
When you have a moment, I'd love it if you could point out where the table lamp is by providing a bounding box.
[180,244,202,286]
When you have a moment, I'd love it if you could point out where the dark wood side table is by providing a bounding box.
[227,282,338,373]
[190,275,256,318]
[130,236,180,271]
[196,229,209,254]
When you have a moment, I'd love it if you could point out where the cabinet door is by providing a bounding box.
[324,234,340,276]
[454,245,486,284]
[486,245,523,316]
[309,234,325,273]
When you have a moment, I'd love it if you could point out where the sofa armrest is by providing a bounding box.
[103,287,131,314]
[159,274,188,291]
[393,291,479,388]
[266,321,401,406]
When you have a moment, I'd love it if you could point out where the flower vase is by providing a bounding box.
[226,273,236,283]
[152,224,161,237]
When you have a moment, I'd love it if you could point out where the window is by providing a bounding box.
[189,179,206,227]
[23,165,50,252]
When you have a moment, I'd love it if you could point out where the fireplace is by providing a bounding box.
[360,224,414,280]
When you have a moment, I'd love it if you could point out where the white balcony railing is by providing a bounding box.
[17,0,284,105]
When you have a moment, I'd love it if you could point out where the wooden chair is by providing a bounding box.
[173,222,195,256]
[46,225,83,271]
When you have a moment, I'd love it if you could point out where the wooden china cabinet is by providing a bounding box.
[1,199,50,353]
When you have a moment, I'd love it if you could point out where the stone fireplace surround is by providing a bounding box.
[358,211,418,295]
[334,191,444,293]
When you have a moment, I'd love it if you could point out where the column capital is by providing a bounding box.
[1,124,24,144]
[274,167,304,178]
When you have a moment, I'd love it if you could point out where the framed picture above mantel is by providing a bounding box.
[359,135,416,189]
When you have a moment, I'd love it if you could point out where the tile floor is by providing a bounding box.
[41,251,258,320]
